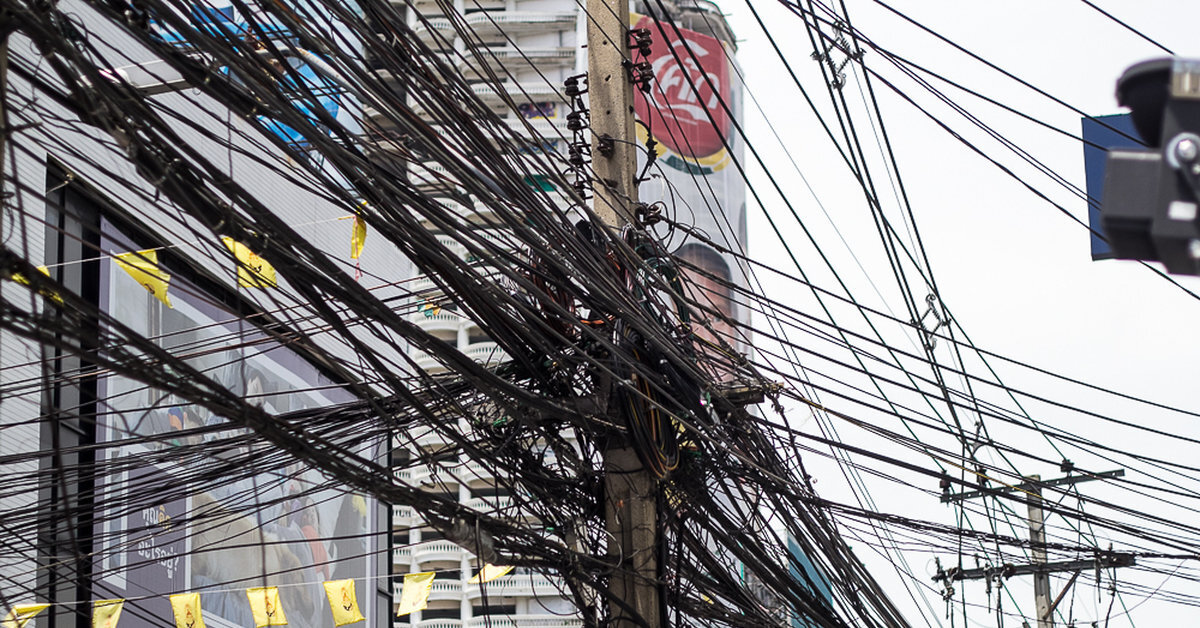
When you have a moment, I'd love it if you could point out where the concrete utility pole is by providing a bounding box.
[1025,476,1052,628]
[586,0,639,227]
[585,0,660,625]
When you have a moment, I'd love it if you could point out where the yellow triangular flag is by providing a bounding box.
[114,250,172,308]
[395,572,435,617]
[9,266,63,304]
[169,593,205,628]
[323,580,365,626]
[246,587,286,627]
[467,564,513,584]
[351,216,367,260]
[3,604,50,628]
[221,237,277,288]
[92,599,125,628]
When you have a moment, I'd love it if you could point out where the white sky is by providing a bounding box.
[724,0,1200,625]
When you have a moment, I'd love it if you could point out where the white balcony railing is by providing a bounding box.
[410,350,444,373]
[460,11,576,35]
[464,616,581,628]
[464,341,506,365]
[470,83,566,106]
[413,428,450,450]
[453,48,575,75]
[413,310,464,334]
[414,620,464,628]
[464,495,515,516]
[465,574,565,600]
[393,505,417,523]
[412,539,466,564]
[412,11,575,42]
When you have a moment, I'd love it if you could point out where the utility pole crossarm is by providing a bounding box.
[932,553,1136,583]
[940,469,1124,504]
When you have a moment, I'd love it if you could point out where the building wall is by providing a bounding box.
[0,2,406,625]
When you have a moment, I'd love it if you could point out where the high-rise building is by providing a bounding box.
[377,0,744,626]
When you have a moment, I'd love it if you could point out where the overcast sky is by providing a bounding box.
[722,0,1200,624]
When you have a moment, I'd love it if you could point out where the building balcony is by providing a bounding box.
[465,574,565,601]
[472,228,519,254]
[435,232,467,254]
[500,117,564,143]
[459,459,494,483]
[413,428,451,450]
[406,0,504,15]
[412,16,455,43]
[406,463,434,486]
[459,11,577,36]
[409,274,439,297]
[409,162,463,193]
[393,504,417,523]
[423,197,499,228]
[412,539,467,564]
[412,10,575,42]
[470,82,567,107]
[464,495,516,517]
[409,621,463,628]
[393,546,412,566]
[464,341,505,364]
[413,309,465,334]
[409,349,446,373]
[464,616,581,628]
[451,48,576,77]
[397,615,581,628]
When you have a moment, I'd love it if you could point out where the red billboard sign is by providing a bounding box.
[633,15,734,174]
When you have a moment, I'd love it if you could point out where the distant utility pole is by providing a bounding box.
[585,0,661,624]
[937,471,1132,628]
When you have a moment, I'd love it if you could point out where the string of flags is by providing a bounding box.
[4,213,375,306]
[3,566,514,627]
[394,564,513,617]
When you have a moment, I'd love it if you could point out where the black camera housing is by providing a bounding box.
[1101,58,1200,274]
